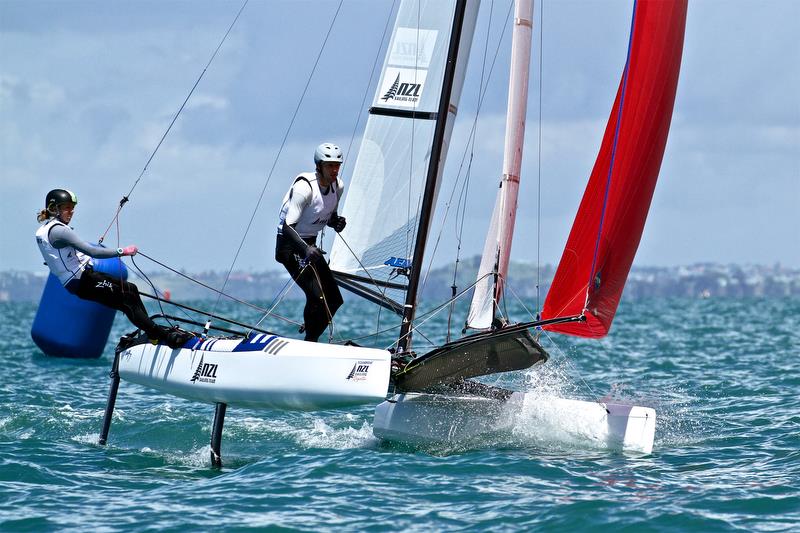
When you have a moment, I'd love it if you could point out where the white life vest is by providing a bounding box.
[277,172,341,238]
[35,219,91,285]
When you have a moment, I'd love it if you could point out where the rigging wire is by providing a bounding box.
[136,251,301,326]
[445,0,495,343]
[585,0,638,305]
[386,271,494,351]
[335,0,397,340]
[342,274,489,346]
[503,279,603,405]
[404,0,422,284]
[249,270,303,333]
[129,255,180,326]
[335,233,395,336]
[536,0,544,318]
[342,0,398,176]
[209,0,345,321]
[421,0,514,288]
[99,0,250,243]
[445,152,473,342]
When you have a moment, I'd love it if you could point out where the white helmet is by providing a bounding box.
[314,143,343,165]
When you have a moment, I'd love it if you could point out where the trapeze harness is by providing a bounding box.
[277,173,341,238]
[35,219,91,291]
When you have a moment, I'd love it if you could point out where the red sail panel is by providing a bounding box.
[542,0,687,337]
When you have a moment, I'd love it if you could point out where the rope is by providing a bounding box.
[136,251,301,326]
[99,0,249,243]
[387,271,493,351]
[307,261,337,343]
[422,0,514,286]
[210,0,344,321]
[541,329,604,406]
[248,267,306,334]
[585,0,638,305]
[536,0,544,318]
[129,255,179,326]
[502,278,605,407]
[342,0,397,175]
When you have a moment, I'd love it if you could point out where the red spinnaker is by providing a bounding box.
[542,0,687,337]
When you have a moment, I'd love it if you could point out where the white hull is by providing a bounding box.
[373,391,656,454]
[118,334,391,409]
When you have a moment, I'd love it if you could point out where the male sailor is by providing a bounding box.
[275,143,346,342]
[35,189,192,349]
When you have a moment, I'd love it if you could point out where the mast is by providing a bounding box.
[397,0,470,353]
[466,0,534,330]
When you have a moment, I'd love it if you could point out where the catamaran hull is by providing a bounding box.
[118,335,391,409]
[373,392,656,454]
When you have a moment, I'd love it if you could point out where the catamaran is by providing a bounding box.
[100,0,687,466]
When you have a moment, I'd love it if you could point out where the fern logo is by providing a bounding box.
[190,355,204,383]
[378,68,427,108]
[346,360,373,381]
[191,355,219,384]
[381,73,401,101]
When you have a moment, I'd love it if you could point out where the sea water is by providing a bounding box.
[1,297,798,531]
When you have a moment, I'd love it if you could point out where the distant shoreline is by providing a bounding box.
[2,259,798,302]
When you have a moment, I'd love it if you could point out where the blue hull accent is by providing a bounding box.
[31,257,128,359]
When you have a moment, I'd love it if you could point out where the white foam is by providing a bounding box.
[295,418,378,450]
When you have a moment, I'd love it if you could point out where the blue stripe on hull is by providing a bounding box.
[233,334,278,352]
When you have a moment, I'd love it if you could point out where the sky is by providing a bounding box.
[1,0,798,274]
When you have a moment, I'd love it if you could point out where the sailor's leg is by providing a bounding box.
[314,259,344,317]
[278,254,328,342]
[297,266,329,342]
[77,270,165,340]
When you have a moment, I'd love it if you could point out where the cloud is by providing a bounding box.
[2,0,798,273]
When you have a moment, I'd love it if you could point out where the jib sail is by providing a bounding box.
[542,0,688,337]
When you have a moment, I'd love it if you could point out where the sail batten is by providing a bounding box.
[542,0,688,338]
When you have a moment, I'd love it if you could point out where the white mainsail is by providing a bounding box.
[466,0,534,330]
[329,0,479,310]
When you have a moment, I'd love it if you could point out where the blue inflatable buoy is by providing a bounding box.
[31,257,129,359]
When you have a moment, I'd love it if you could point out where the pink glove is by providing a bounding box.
[118,245,138,256]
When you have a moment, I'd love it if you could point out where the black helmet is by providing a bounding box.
[46,189,78,212]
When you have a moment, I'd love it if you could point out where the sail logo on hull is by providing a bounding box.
[190,355,219,384]
[346,360,373,381]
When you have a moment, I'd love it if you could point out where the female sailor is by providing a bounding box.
[35,188,191,349]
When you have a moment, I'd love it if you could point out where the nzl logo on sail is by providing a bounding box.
[380,68,427,107]
[191,355,219,384]
[381,73,422,101]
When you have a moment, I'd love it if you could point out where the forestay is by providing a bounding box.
[329,0,479,312]
[466,0,534,330]
[542,0,688,337]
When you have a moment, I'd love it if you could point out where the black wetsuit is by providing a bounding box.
[47,223,184,346]
[275,232,343,343]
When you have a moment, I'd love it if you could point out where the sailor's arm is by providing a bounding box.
[281,180,316,256]
[49,225,136,257]
[327,178,346,232]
